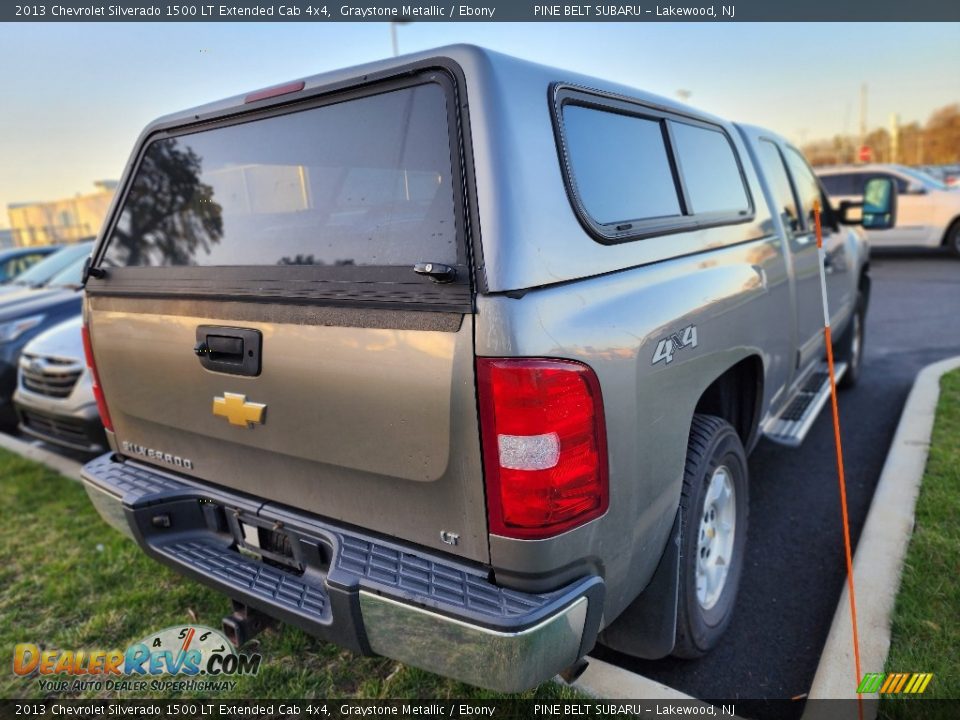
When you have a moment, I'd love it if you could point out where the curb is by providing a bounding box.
[568,656,701,702]
[804,355,960,711]
[0,432,83,481]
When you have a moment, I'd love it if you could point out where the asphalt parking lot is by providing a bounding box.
[593,249,960,714]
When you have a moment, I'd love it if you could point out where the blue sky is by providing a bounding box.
[1,21,958,228]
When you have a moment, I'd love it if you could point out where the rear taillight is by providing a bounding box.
[82,324,113,433]
[477,358,609,539]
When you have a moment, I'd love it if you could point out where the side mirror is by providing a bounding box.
[838,177,897,230]
[862,177,897,229]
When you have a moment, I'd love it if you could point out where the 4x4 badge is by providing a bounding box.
[652,324,699,366]
[213,392,266,428]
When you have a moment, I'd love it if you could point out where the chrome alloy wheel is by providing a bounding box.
[696,465,737,610]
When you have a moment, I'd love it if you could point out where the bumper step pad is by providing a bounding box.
[161,539,329,620]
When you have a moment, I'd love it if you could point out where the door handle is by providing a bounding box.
[195,326,262,376]
[196,335,244,362]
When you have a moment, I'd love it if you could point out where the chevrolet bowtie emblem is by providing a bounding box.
[212,392,266,428]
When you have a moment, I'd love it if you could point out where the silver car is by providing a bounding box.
[14,315,106,454]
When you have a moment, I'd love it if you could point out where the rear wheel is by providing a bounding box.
[835,291,865,390]
[673,414,748,659]
[946,221,960,258]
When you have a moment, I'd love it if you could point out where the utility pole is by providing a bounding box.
[390,20,412,57]
[842,102,852,162]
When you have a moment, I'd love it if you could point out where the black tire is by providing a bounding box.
[946,221,960,258]
[673,414,748,659]
[835,291,865,390]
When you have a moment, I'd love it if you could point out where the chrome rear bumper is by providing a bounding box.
[361,592,589,692]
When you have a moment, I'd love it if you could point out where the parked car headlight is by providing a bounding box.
[0,315,45,343]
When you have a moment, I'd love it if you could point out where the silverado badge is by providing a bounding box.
[213,392,266,428]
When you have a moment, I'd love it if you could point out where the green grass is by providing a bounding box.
[0,452,584,701]
[881,369,960,715]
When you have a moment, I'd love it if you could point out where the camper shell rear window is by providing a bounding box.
[90,71,469,310]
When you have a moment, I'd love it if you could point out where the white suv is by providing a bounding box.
[818,164,960,256]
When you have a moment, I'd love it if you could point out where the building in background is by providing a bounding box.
[7,181,117,247]
[0,229,13,249]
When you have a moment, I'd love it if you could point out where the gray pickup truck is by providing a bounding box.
[79,45,896,691]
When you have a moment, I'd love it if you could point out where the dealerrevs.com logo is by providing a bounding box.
[13,625,261,693]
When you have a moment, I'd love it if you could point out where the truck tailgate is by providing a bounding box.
[86,298,487,561]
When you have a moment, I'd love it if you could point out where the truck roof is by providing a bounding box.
[122,45,774,293]
[151,44,731,131]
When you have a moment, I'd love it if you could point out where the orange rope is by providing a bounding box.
[815,202,863,720]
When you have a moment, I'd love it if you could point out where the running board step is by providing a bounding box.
[763,361,847,447]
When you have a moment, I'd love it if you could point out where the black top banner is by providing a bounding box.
[4,0,960,22]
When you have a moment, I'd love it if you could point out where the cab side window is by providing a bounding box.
[784,147,828,232]
[756,140,801,234]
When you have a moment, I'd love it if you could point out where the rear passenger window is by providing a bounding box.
[558,95,752,242]
[670,122,750,215]
[563,106,681,224]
